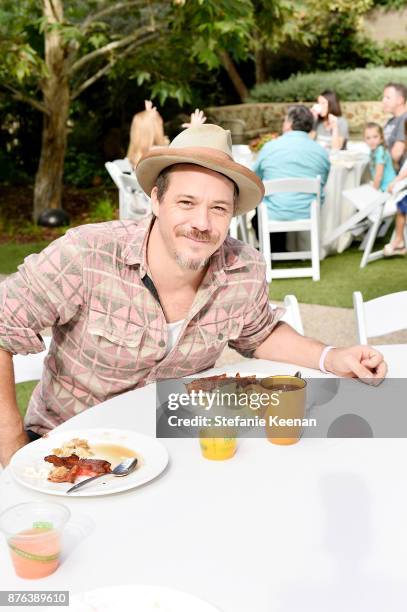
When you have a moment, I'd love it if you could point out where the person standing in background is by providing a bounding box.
[382,82,407,170]
[311,90,349,151]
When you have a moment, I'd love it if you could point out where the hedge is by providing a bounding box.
[247,66,407,103]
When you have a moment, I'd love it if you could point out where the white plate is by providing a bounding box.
[9,428,168,497]
[67,585,220,612]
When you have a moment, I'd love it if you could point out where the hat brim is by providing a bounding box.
[136,147,264,215]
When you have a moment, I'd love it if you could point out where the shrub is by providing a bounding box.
[247,66,407,103]
[88,196,117,222]
[64,150,104,188]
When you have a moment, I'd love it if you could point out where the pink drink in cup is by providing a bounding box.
[0,502,70,579]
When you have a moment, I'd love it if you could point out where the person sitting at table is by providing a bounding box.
[0,124,386,466]
[382,82,407,170]
[311,90,349,151]
[253,105,330,223]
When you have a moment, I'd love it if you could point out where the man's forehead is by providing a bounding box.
[166,164,236,192]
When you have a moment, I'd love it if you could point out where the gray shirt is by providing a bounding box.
[383,112,407,162]
[315,116,349,149]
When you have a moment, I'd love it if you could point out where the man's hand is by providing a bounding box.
[327,113,338,132]
[0,431,29,468]
[324,345,387,383]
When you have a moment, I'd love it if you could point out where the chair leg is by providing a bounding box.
[360,213,383,268]
[311,202,320,281]
[258,204,272,283]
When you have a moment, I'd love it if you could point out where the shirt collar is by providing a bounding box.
[283,130,309,138]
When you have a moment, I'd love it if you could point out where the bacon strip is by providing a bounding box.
[44,454,112,483]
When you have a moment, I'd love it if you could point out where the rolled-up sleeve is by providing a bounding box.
[0,229,84,355]
[228,259,284,358]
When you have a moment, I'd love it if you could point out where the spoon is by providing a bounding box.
[66,457,138,494]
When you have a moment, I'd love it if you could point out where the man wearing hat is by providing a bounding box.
[0,125,386,465]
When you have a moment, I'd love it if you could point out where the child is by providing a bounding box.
[364,122,396,192]
[383,157,407,256]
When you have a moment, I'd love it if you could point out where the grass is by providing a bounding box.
[16,381,38,418]
[268,241,407,308]
[0,242,50,275]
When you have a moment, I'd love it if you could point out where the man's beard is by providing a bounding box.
[174,252,210,271]
[173,227,219,271]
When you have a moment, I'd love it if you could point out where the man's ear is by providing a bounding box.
[150,186,160,217]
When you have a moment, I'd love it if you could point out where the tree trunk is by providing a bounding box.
[254,48,267,85]
[217,49,249,102]
[33,0,70,220]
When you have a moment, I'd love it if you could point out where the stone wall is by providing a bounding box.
[363,7,407,43]
[204,101,390,142]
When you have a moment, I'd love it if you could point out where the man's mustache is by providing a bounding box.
[177,229,218,243]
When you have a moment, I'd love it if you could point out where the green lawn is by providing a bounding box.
[268,243,407,308]
[1,236,405,309]
[16,381,38,418]
[0,242,50,274]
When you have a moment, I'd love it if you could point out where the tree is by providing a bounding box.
[0,0,260,219]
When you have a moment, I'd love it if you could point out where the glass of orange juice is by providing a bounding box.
[199,426,237,460]
[0,502,70,579]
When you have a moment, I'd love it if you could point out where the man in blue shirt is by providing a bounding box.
[254,105,330,221]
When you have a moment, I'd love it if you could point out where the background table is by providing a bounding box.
[1,347,406,611]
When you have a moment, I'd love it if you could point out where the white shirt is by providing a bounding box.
[165,319,185,356]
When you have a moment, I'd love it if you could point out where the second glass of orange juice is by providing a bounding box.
[0,502,70,579]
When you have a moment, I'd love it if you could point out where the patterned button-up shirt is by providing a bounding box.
[0,216,283,435]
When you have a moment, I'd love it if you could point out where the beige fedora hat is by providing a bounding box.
[135,124,264,215]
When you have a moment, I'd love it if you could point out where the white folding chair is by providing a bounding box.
[229,216,249,243]
[13,337,52,384]
[353,291,407,344]
[105,161,151,220]
[324,185,391,268]
[279,294,304,335]
[258,177,321,283]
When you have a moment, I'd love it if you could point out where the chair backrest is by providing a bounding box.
[120,173,143,194]
[270,294,304,335]
[113,158,132,173]
[353,291,407,344]
[263,176,321,204]
[13,337,52,384]
[105,161,124,190]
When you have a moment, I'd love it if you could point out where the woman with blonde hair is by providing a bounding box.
[120,102,206,220]
[127,101,169,169]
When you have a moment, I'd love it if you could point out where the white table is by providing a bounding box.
[1,347,406,611]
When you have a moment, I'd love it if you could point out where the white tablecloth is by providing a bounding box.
[321,154,370,255]
[1,346,406,611]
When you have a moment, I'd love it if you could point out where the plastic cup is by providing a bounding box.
[0,502,70,579]
[199,427,237,460]
[261,375,307,445]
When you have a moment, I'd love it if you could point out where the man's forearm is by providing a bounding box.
[0,349,29,466]
[254,322,325,369]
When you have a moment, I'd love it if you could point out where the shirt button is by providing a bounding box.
[158,340,166,348]
[218,333,224,340]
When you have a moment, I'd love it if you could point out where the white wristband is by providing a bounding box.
[319,345,336,374]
